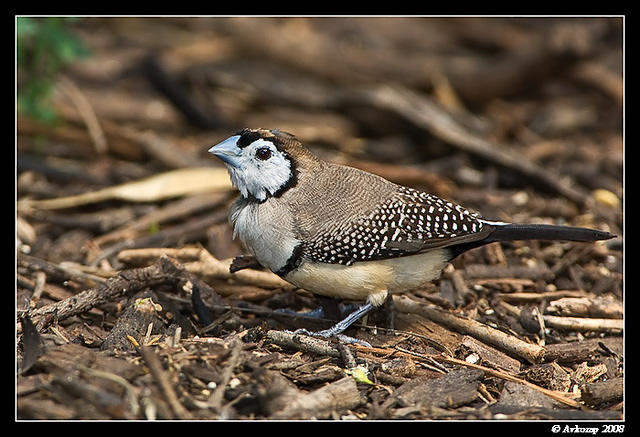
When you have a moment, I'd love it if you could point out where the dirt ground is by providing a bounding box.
[17,17,623,421]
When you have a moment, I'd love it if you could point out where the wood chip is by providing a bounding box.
[458,335,521,374]
[271,377,364,419]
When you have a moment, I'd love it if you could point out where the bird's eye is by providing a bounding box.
[255,147,272,161]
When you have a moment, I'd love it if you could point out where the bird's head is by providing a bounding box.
[209,128,314,202]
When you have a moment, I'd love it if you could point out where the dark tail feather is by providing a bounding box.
[486,223,615,244]
[447,223,615,259]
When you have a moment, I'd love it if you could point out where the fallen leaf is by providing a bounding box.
[19,167,233,210]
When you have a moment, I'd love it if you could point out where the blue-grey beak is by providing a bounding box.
[208,135,242,169]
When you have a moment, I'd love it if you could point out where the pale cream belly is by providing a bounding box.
[284,250,450,306]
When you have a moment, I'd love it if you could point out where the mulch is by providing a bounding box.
[17,17,623,421]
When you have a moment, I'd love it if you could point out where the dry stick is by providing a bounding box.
[92,210,229,266]
[353,344,582,409]
[546,296,623,319]
[57,75,108,154]
[92,192,229,247]
[498,290,588,303]
[28,256,187,332]
[208,340,243,412]
[18,114,144,161]
[462,263,553,280]
[393,295,546,363]
[570,60,623,104]
[18,253,107,288]
[138,345,192,419]
[497,300,623,333]
[550,245,594,275]
[77,365,140,416]
[471,278,536,289]
[117,247,293,289]
[266,330,341,358]
[542,315,622,333]
[438,356,582,409]
[30,271,47,307]
[113,123,203,169]
[211,284,277,301]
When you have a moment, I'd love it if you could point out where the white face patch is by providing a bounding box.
[226,138,293,201]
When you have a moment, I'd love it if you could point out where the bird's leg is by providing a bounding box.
[290,302,374,346]
[368,293,395,329]
[275,296,362,321]
[274,295,340,320]
[274,307,326,318]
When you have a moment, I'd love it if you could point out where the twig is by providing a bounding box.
[18,253,107,288]
[57,75,108,154]
[266,330,341,358]
[114,124,202,168]
[49,326,70,344]
[142,55,220,130]
[496,300,623,333]
[208,340,243,412]
[498,289,588,303]
[470,278,536,289]
[211,284,277,301]
[550,245,594,275]
[462,263,553,281]
[394,346,448,374]
[353,344,582,409]
[77,364,140,417]
[545,296,623,319]
[138,346,192,419]
[18,167,232,210]
[570,60,623,104]
[542,315,622,333]
[28,256,188,332]
[544,338,622,364]
[394,295,546,363]
[30,271,46,308]
[435,355,583,409]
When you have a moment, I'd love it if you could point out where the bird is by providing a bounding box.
[208,128,616,343]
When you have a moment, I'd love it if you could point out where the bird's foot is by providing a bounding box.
[287,327,372,347]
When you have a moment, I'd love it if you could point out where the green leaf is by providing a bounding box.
[345,365,374,385]
[16,17,37,36]
[17,17,89,122]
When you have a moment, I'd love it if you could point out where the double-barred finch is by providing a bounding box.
[209,128,615,343]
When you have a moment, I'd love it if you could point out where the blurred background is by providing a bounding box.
[16,16,622,264]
